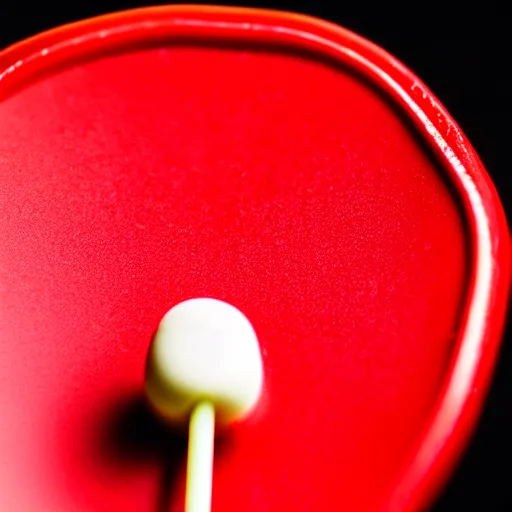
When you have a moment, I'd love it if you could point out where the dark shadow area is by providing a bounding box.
[100,393,188,512]
[102,395,170,462]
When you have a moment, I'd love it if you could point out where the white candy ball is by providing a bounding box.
[145,298,264,428]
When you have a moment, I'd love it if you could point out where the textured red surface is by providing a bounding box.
[0,7,504,512]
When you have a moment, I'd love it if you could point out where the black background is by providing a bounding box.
[1,1,510,509]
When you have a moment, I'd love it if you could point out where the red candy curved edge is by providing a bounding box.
[0,5,509,510]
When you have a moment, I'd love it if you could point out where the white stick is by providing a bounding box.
[185,401,215,512]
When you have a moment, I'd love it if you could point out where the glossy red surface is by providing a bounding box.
[0,6,509,512]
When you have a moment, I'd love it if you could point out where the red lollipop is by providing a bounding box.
[0,6,509,512]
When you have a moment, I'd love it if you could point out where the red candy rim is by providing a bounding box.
[0,5,509,510]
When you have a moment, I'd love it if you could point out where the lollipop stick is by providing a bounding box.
[185,401,215,512]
